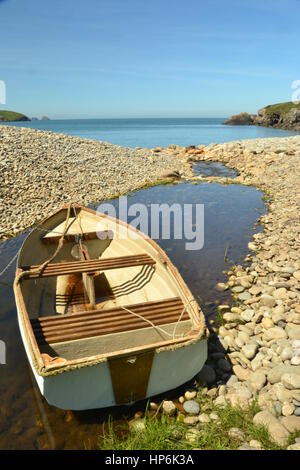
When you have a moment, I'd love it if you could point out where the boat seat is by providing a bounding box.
[41,230,114,244]
[21,254,156,279]
[31,297,188,345]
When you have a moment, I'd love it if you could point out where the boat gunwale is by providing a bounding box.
[14,204,207,376]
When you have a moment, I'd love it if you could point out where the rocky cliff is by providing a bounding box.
[225,102,300,131]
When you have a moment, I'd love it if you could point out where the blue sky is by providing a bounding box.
[0,0,299,118]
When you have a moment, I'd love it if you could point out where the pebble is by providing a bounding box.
[241,309,255,322]
[198,413,211,423]
[253,411,290,446]
[242,342,258,360]
[228,427,245,441]
[183,400,200,415]
[218,358,232,372]
[162,401,176,416]
[238,292,251,301]
[249,439,262,449]
[128,418,145,433]
[196,365,216,385]
[281,415,300,432]
[184,391,197,400]
[248,370,267,392]
[282,373,300,390]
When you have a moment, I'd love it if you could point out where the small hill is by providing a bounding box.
[225,101,300,131]
[0,110,30,122]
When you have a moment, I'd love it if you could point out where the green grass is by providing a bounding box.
[0,110,29,121]
[263,101,300,115]
[98,395,284,450]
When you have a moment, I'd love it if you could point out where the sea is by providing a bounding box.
[1,117,298,148]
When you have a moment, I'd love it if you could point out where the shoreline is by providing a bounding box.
[1,126,300,448]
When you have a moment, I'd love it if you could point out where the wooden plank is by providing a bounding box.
[32,305,187,334]
[22,254,156,279]
[31,297,183,325]
[35,313,189,344]
[41,230,114,244]
[109,350,154,404]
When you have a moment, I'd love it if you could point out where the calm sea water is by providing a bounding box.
[1,118,298,148]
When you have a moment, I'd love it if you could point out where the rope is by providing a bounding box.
[14,203,73,286]
[120,298,197,340]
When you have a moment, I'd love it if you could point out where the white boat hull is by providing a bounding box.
[18,303,207,410]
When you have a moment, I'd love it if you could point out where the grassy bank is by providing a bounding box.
[263,101,300,115]
[97,392,294,450]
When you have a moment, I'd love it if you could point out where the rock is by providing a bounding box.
[268,365,300,384]
[185,429,201,443]
[232,286,244,293]
[226,375,238,387]
[241,309,255,322]
[281,347,293,361]
[128,418,145,433]
[294,407,300,416]
[184,391,197,400]
[149,402,158,410]
[287,326,300,340]
[248,371,267,392]
[282,403,295,416]
[282,373,300,390]
[183,416,199,426]
[261,294,276,308]
[238,444,257,450]
[218,358,232,372]
[224,112,255,126]
[238,292,251,301]
[228,427,245,441]
[263,327,287,341]
[233,365,251,381]
[214,395,227,407]
[196,365,216,385]
[281,415,300,433]
[227,386,252,409]
[242,342,259,360]
[209,412,219,421]
[261,317,274,329]
[183,400,200,415]
[287,443,300,450]
[253,411,290,446]
[162,401,176,416]
[198,413,210,423]
[249,439,263,449]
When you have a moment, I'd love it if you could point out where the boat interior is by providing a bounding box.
[17,207,200,362]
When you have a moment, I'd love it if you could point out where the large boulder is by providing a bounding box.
[224,112,255,126]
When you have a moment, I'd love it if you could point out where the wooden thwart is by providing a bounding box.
[41,230,113,244]
[21,254,156,279]
[31,297,188,345]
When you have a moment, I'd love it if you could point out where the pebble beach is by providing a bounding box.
[0,126,189,239]
[1,125,300,449]
[161,135,300,449]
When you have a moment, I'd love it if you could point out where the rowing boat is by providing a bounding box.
[14,204,207,410]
